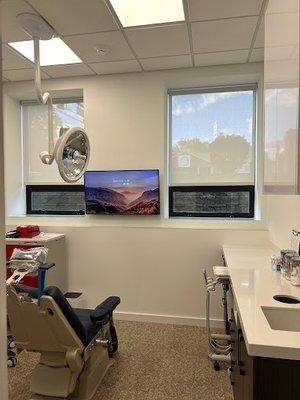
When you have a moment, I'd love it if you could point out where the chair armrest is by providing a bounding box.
[90,296,120,326]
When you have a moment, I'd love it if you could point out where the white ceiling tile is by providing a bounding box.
[2,44,33,70]
[188,0,263,21]
[42,64,95,78]
[249,48,264,62]
[89,60,141,75]
[125,24,190,58]
[3,68,49,81]
[63,31,135,63]
[27,0,118,35]
[194,50,249,67]
[254,20,264,48]
[1,0,38,42]
[140,55,192,71]
[191,17,258,53]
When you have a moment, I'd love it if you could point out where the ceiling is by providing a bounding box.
[1,0,266,82]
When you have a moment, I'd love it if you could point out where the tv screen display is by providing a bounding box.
[85,170,160,215]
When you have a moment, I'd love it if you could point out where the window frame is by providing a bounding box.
[26,184,85,215]
[21,97,84,107]
[167,84,258,219]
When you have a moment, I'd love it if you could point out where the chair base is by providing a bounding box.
[71,345,113,400]
[30,346,113,400]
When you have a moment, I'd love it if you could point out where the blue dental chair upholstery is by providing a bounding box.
[16,284,120,347]
[43,286,120,346]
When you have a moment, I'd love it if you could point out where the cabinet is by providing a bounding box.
[6,233,67,292]
[230,312,300,400]
[229,314,253,400]
[264,0,300,194]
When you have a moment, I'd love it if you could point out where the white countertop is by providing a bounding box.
[6,232,65,244]
[223,244,300,360]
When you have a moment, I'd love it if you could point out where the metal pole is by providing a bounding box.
[33,36,54,165]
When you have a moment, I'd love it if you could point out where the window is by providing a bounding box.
[169,186,254,218]
[22,99,84,184]
[22,98,85,215]
[168,85,256,218]
[26,185,85,215]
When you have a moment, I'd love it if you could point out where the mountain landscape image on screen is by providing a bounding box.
[85,170,160,215]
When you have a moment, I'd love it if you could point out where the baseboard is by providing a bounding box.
[114,311,224,328]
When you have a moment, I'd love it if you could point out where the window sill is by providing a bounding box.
[6,214,268,231]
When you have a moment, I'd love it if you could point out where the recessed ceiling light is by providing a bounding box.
[109,0,185,28]
[8,37,82,66]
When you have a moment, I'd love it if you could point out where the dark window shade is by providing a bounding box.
[169,186,254,218]
[26,185,85,215]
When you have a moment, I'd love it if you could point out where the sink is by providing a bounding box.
[273,295,300,304]
[262,306,300,332]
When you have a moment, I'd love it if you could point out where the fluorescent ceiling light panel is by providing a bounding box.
[8,37,82,66]
[109,0,185,27]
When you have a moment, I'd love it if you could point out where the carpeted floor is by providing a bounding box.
[8,321,233,400]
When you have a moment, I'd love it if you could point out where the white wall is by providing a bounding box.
[5,223,270,325]
[267,195,300,248]
[4,63,270,325]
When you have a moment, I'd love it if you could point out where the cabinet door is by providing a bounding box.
[229,315,243,400]
[256,357,300,400]
[239,331,253,400]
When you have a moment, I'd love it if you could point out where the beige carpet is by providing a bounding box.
[8,321,233,400]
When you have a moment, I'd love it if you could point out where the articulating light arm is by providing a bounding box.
[33,36,54,165]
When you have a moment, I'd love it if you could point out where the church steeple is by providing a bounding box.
[213,120,219,139]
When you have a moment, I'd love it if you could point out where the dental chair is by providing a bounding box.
[6,248,120,400]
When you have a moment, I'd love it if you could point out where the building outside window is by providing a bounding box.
[168,85,257,218]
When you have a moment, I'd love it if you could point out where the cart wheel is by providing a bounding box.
[8,339,15,349]
[7,357,17,368]
[108,325,118,356]
[213,361,220,371]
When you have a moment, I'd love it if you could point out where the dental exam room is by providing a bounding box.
[0,0,300,399]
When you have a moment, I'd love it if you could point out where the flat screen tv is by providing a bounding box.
[84,170,160,215]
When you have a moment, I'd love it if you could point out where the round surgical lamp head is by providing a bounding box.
[53,127,90,183]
